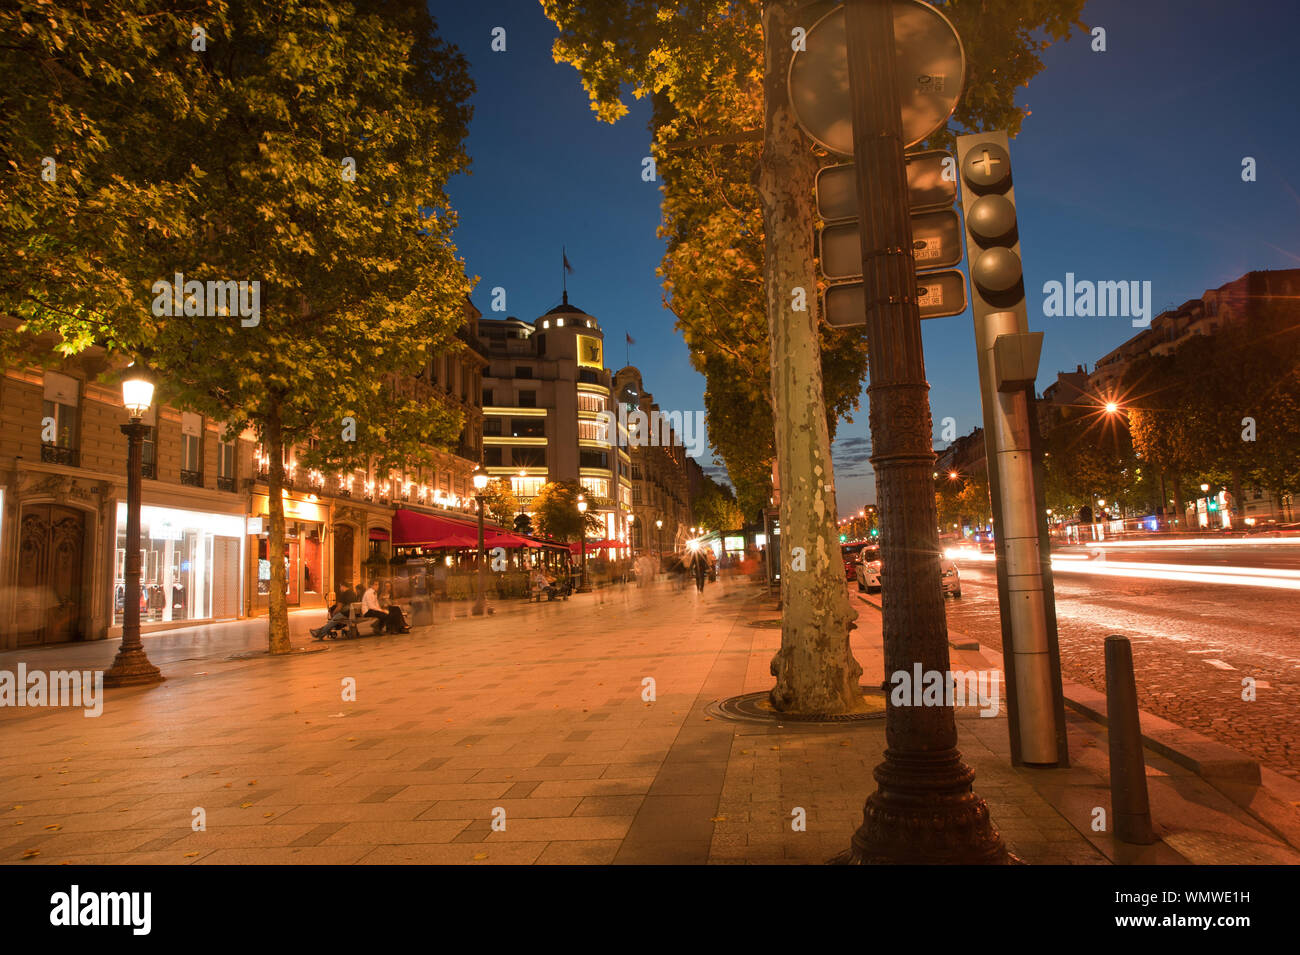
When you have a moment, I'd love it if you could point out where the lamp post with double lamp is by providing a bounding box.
[472,467,489,616]
[103,368,164,688]
[576,495,591,593]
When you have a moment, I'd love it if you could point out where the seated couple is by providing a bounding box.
[312,581,410,639]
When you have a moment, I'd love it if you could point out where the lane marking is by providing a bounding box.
[1204,659,1236,670]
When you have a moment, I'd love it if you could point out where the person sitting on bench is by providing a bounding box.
[361,580,410,634]
[529,568,556,600]
[312,581,356,640]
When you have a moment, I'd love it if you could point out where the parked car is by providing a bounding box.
[854,546,881,592]
[855,548,961,598]
[841,542,865,581]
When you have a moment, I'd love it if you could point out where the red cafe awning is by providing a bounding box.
[392,509,482,547]
[393,509,544,550]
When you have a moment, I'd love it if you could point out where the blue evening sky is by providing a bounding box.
[429,0,1300,515]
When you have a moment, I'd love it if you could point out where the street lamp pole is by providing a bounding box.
[837,0,1006,864]
[104,368,163,688]
[472,467,489,616]
[655,518,663,572]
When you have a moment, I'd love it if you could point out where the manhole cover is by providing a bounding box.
[707,688,887,724]
[749,620,783,629]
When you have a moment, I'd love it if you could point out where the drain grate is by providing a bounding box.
[707,688,887,724]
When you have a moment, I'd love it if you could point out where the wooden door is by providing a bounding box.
[17,504,86,645]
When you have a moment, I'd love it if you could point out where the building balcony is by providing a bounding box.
[40,445,79,467]
[180,469,204,488]
[217,475,237,493]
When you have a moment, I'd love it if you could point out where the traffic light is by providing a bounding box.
[870,528,879,537]
[955,131,1026,324]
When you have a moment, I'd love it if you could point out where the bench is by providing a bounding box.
[343,602,386,639]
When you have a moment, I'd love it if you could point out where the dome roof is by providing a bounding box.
[544,290,590,317]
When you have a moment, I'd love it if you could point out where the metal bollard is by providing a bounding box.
[1104,635,1156,844]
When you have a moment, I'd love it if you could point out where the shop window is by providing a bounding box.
[114,504,244,625]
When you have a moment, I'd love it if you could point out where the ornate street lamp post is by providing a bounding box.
[655,518,663,572]
[576,494,591,593]
[626,513,635,557]
[472,467,489,616]
[104,368,164,687]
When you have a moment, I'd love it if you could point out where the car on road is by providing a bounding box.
[854,546,961,598]
[854,545,881,592]
[943,540,980,561]
[841,542,866,581]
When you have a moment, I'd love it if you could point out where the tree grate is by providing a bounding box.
[707,689,887,724]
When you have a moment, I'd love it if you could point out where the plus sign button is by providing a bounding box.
[962,143,1012,192]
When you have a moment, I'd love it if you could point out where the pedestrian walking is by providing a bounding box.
[690,547,707,592]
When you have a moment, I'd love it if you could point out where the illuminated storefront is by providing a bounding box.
[112,503,245,626]
[249,494,328,610]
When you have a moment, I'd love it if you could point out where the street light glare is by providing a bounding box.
[1104,401,1119,414]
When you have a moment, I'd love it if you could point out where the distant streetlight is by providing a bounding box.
[1200,483,1210,493]
[105,366,163,687]
[472,467,489,616]
[948,470,959,481]
[1104,401,1119,414]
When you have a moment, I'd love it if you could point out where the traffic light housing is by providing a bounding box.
[955,131,1026,322]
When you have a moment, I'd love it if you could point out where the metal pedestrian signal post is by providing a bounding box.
[956,130,1069,766]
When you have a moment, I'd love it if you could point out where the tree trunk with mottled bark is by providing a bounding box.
[756,0,864,715]
[265,397,292,655]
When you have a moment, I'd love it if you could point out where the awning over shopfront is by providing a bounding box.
[369,528,390,541]
[392,509,559,551]
[392,509,480,547]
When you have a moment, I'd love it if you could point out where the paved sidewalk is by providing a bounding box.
[2,576,1297,865]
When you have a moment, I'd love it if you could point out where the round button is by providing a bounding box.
[967,194,1017,243]
[961,142,1011,191]
[972,247,1022,294]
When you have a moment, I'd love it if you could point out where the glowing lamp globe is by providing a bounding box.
[121,375,154,419]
